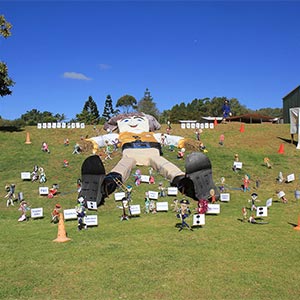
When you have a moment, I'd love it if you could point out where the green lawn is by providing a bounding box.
[1,122,300,300]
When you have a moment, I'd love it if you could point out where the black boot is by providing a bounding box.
[172,152,219,201]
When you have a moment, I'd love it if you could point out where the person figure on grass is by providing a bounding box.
[51,204,61,223]
[243,175,250,192]
[177,199,193,231]
[5,184,16,207]
[18,201,30,222]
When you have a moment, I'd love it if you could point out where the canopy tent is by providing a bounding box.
[289,107,300,149]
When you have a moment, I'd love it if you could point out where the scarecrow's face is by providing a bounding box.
[117,115,149,133]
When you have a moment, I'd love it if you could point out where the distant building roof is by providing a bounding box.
[227,113,277,123]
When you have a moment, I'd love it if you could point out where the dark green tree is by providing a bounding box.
[76,96,100,124]
[116,94,137,113]
[0,15,14,97]
[102,94,118,121]
[21,109,65,125]
[137,88,160,119]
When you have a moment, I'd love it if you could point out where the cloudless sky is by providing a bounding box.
[1,0,300,120]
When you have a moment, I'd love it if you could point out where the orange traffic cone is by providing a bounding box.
[214,118,217,127]
[239,123,245,133]
[294,215,300,231]
[53,213,71,243]
[278,143,284,154]
[25,132,32,144]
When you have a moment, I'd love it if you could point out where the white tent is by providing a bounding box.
[289,107,300,149]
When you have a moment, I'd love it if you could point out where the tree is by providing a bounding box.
[21,109,65,125]
[137,88,160,119]
[116,94,137,113]
[0,15,14,97]
[102,94,118,121]
[76,96,100,124]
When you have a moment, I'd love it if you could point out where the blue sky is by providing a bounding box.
[1,0,300,120]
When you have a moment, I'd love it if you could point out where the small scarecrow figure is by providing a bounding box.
[263,157,272,169]
[158,182,166,197]
[177,147,185,159]
[219,133,225,146]
[134,169,141,186]
[119,197,130,221]
[171,198,179,212]
[76,197,87,230]
[248,192,260,211]
[39,167,47,184]
[243,174,250,192]
[196,199,208,214]
[18,201,30,222]
[5,183,16,207]
[144,192,151,214]
[219,177,226,193]
[209,189,216,203]
[277,172,284,184]
[277,191,288,204]
[242,207,247,222]
[31,165,39,182]
[51,203,61,223]
[149,199,157,214]
[149,168,155,184]
[177,199,193,231]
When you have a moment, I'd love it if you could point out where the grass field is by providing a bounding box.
[1,122,300,300]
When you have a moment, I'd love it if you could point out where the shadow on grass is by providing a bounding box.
[277,136,297,146]
[287,222,298,228]
[0,126,24,132]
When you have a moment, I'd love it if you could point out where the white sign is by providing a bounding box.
[47,122,51,128]
[156,202,168,211]
[52,122,57,129]
[42,123,47,129]
[39,187,49,195]
[233,161,243,169]
[80,123,85,129]
[181,123,186,129]
[256,206,268,217]
[76,122,80,128]
[114,192,126,201]
[266,198,273,207]
[209,123,214,129]
[167,187,178,196]
[21,172,31,180]
[63,209,77,220]
[148,191,159,200]
[130,205,141,216]
[87,201,97,210]
[204,123,209,129]
[193,214,205,226]
[277,191,285,199]
[220,193,230,202]
[84,215,98,226]
[140,175,150,183]
[57,122,61,128]
[30,207,43,219]
[286,173,295,182]
[37,123,42,129]
[206,204,220,214]
[62,122,66,128]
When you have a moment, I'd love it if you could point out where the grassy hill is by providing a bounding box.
[1,122,300,300]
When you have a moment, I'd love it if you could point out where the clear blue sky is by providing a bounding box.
[1,0,300,121]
